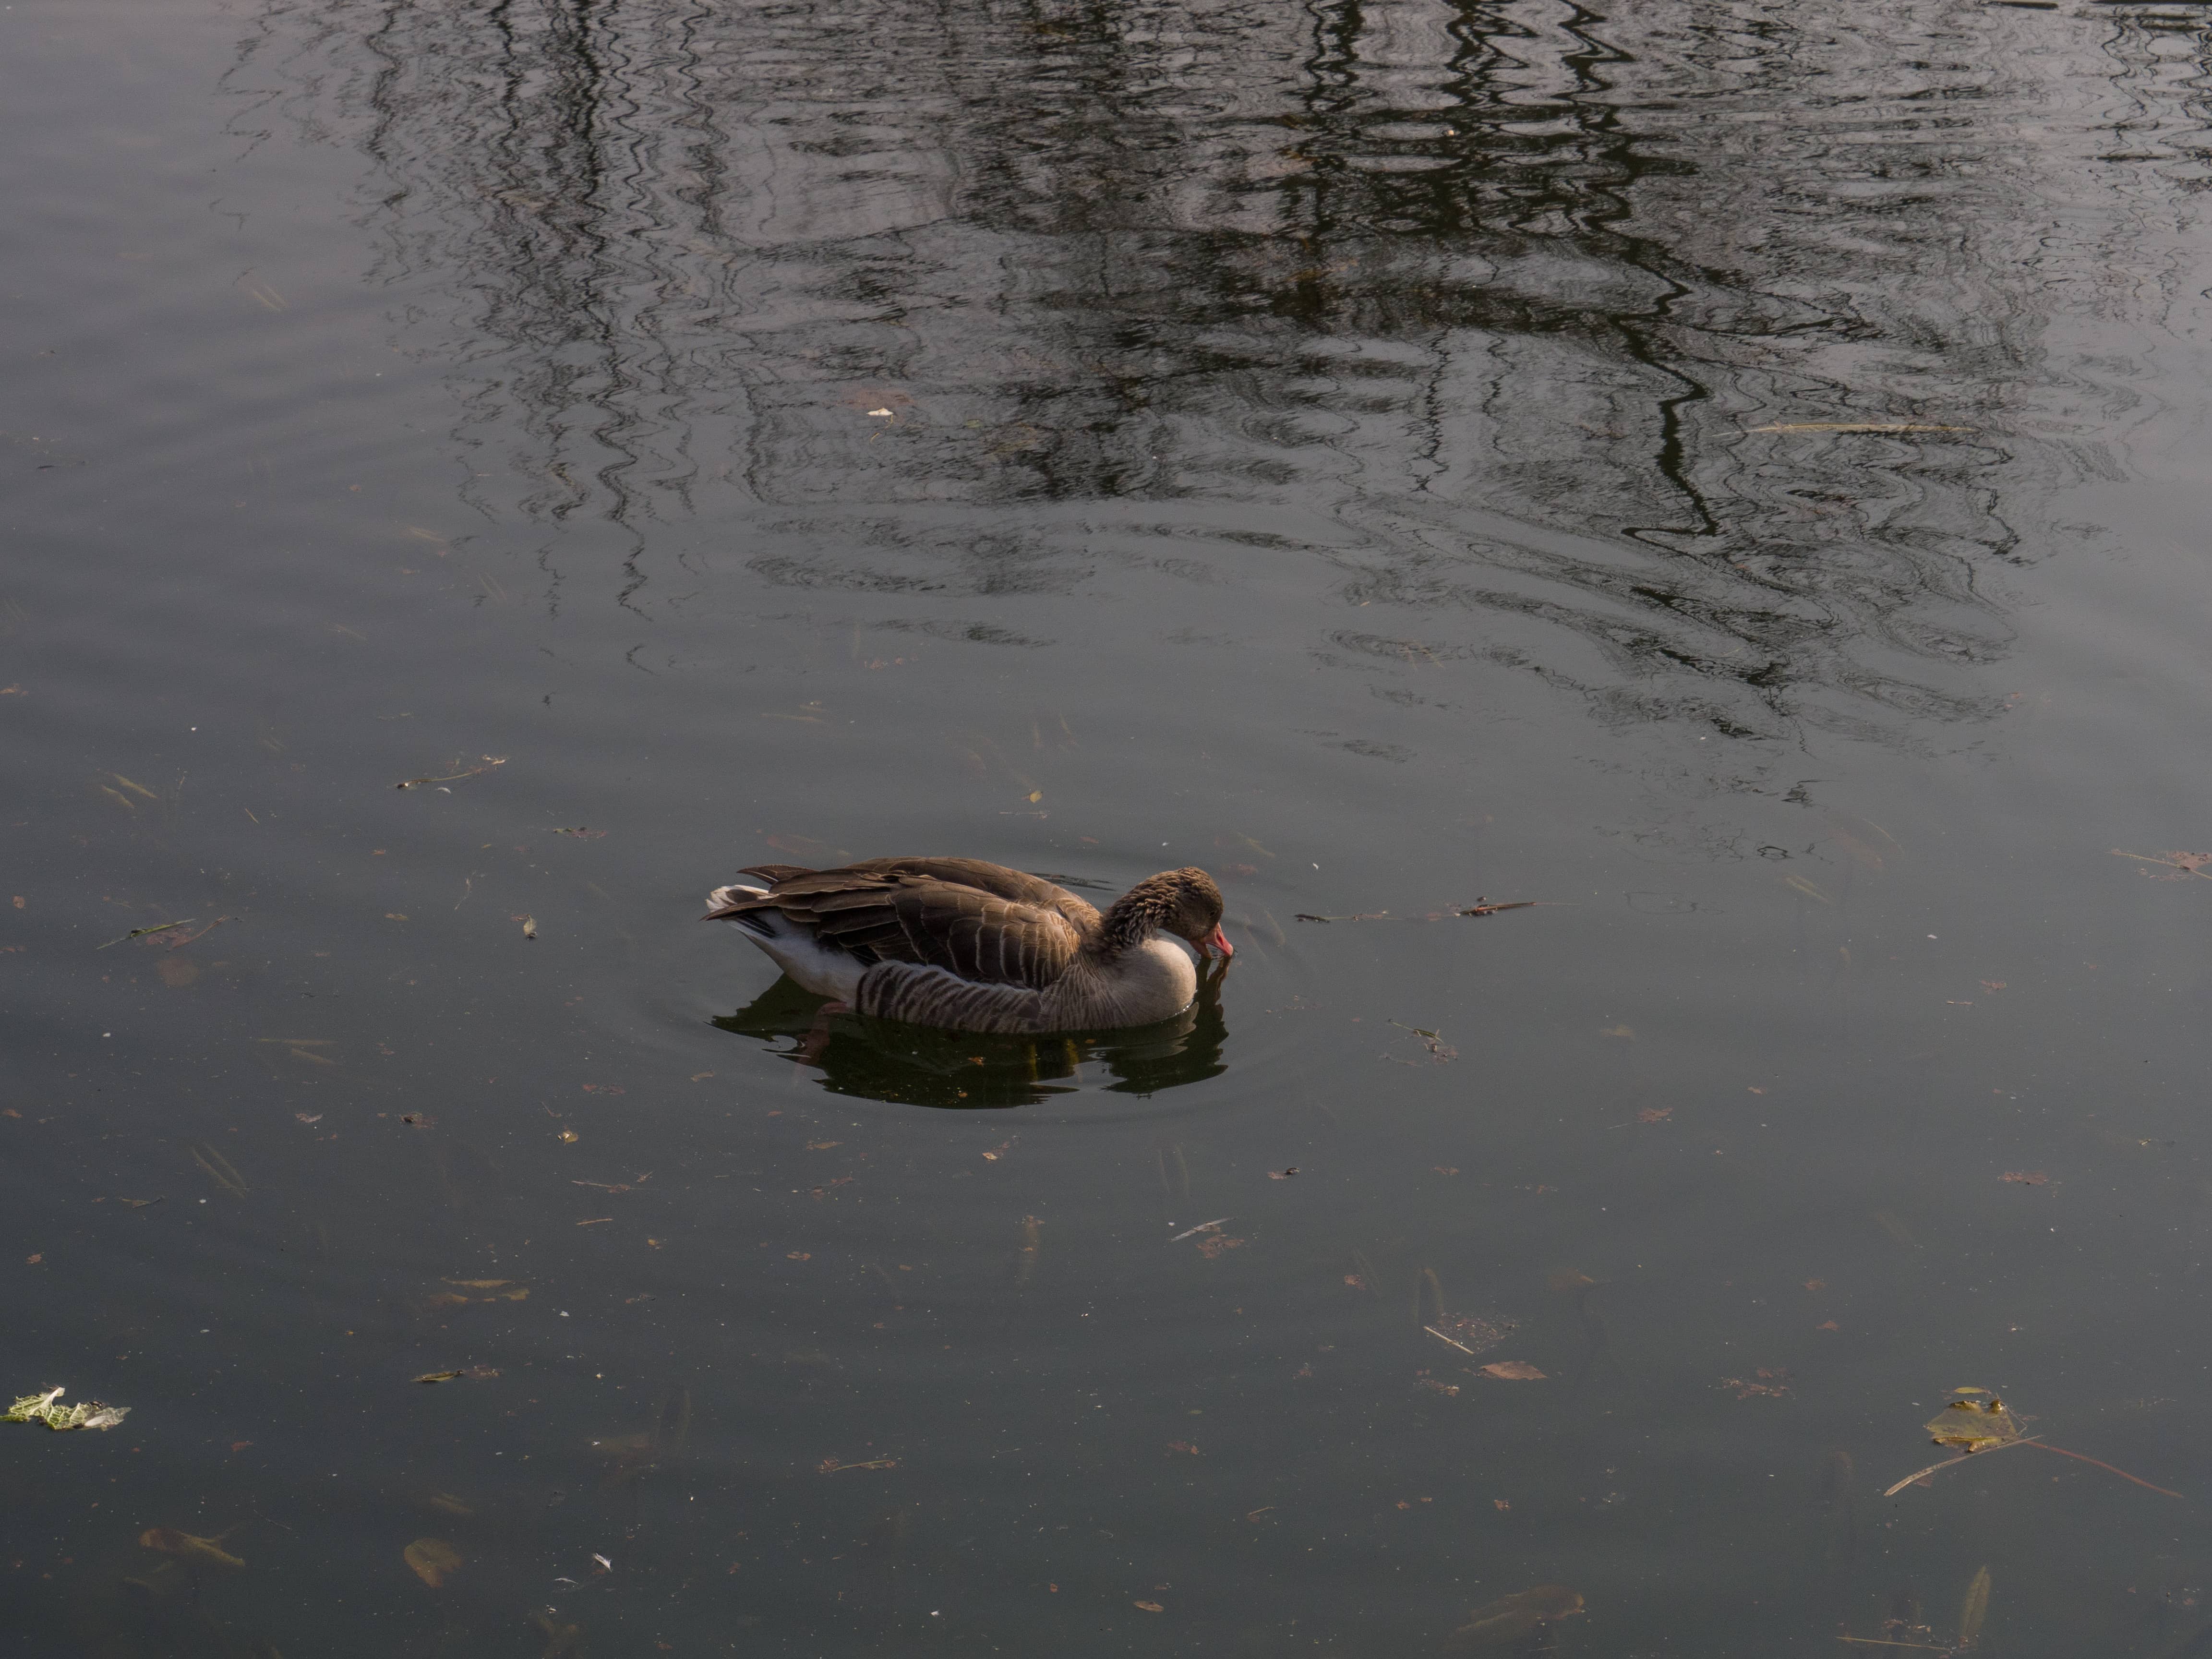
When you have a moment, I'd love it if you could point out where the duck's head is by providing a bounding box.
[1161,867,1233,960]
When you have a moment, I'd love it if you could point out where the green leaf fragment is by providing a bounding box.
[7,1386,131,1431]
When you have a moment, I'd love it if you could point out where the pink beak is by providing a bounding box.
[1203,924,1234,960]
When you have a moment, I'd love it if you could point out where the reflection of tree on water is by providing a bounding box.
[231,0,2200,741]
[712,969,1227,1108]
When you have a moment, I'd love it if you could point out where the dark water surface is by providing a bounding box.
[8,0,2212,1652]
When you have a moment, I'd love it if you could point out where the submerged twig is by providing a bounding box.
[1168,1217,1230,1244]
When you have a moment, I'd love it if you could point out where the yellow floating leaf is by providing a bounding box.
[1452,1585,1585,1646]
[404,1537,463,1587]
[1925,1393,2018,1451]
[139,1527,246,1570]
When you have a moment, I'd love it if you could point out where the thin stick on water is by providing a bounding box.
[1168,1218,1231,1244]
[95,919,196,950]
[1882,1434,2040,1498]
[2111,849,2212,880]
[1424,1326,1481,1357]
[2026,1441,2185,1499]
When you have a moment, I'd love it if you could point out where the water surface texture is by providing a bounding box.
[8,0,2212,1652]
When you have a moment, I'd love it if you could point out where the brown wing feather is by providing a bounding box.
[840,858,1100,932]
[737,863,815,884]
[707,859,1089,990]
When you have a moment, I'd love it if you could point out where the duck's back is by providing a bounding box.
[721,857,1098,990]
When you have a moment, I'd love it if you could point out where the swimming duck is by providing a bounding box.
[704,856,1232,1034]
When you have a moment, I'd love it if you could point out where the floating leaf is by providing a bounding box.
[404,1537,463,1587]
[1926,1393,2019,1451]
[139,1527,244,1569]
[7,1386,131,1431]
[1134,1600,1165,1613]
[1722,1368,1792,1399]
[1999,1171,2048,1185]
[1480,1361,1546,1381]
[1450,1584,1584,1646]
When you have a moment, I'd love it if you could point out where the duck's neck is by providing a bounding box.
[1094,877,1181,961]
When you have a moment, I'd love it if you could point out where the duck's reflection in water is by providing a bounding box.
[712,965,1227,1108]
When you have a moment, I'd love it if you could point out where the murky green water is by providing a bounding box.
[8,0,2212,1652]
